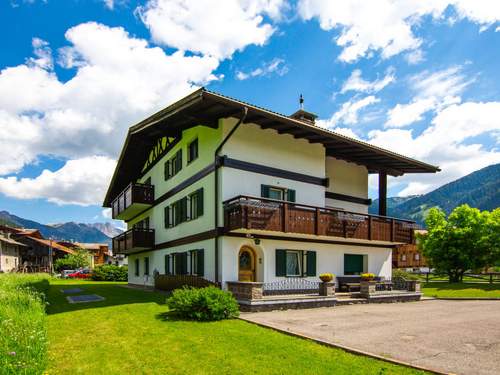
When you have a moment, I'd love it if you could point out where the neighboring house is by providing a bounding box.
[393,229,428,271]
[0,232,26,272]
[103,89,439,288]
[0,225,75,272]
[60,242,111,267]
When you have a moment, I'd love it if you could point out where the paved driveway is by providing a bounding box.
[241,300,500,375]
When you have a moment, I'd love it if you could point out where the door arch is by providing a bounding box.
[238,246,256,282]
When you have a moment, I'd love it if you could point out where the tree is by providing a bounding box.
[54,248,91,272]
[418,205,499,282]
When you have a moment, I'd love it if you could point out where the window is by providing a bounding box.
[134,217,149,229]
[401,254,407,261]
[189,188,204,220]
[164,149,182,180]
[261,185,296,202]
[134,258,140,276]
[144,257,150,276]
[187,138,198,163]
[344,254,366,275]
[189,249,204,276]
[414,253,420,261]
[164,189,203,228]
[164,254,170,275]
[174,253,188,275]
[276,250,316,277]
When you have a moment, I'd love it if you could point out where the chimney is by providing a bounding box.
[289,94,317,124]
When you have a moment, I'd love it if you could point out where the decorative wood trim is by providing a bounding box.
[219,156,328,187]
[325,191,372,206]
[154,229,219,250]
[223,231,396,249]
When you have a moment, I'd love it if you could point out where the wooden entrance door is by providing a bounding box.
[238,246,256,282]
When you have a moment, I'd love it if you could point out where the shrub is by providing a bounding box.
[166,286,239,321]
[54,248,91,272]
[0,273,49,374]
[91,265,128,281]
[392,269,419,281]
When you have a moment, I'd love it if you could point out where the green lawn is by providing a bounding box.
[422,282,500,298]
[46,279,426,374]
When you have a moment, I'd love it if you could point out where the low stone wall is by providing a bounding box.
[227,282,263,301]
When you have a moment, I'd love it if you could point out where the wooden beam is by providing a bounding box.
[379,171,387,216]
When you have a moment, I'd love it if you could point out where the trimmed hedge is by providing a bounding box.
[0,273,49,374]
[91,265,128,281]
[166,286,239,321]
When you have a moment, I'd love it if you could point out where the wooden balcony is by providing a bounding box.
[112,228,155,255]
[223,195,417,244]
[111,183,154,220]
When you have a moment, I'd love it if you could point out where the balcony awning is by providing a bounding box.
[104,88,440,207]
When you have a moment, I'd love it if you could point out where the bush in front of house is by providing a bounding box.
[0,273,49,374]
[166,286,239,321]
[91,265,128,281]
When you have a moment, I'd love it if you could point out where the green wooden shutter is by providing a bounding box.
[276,249,286,276]
[180,197,188,222]
[197,249,204,277]
[261,184,270,198]
[344,254,363,275]
[197,188,204,217]
[164,160,170,180]
[174,201,181,225]
[182,252,188,275]
[164,254,169,275]
[287,189,296,202]
[306,251,316,276]
[135,258,139,276]
[164,206,170,228]
[176,149,182,173]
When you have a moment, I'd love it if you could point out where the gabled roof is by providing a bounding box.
[25,237,76,255]
[104,88,440,206]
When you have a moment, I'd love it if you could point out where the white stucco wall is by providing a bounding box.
[220,236,392,286]
[325,157,369,213]
[127,239,215,286]
[0,243,20,272]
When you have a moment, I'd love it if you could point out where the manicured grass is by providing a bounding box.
[46,279,426,374]
[0,273,49,374]
[422,282,500,298]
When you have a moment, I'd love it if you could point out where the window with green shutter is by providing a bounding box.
[261,184,296,202]
[164,254,170,275]
[165,149,183,180]
[287,189,296,202]
[344,254,365,275]
[187,138,198,163]
[275,249,286,276]
[144,257,150,276]
[306,251,316,276]
[189,188,204,220]
[276,249,315,277]
[134,258,139,276]
[164,206,170,228]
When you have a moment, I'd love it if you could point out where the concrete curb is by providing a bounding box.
[240,317,449,375]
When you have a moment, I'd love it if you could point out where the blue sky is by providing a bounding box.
[0,0,499,226]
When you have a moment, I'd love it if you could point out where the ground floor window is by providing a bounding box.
[276,249,316,277]
[144,257,150,276]
[134,258,140,276]
[344,254,367,275]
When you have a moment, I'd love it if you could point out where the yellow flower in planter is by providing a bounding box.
[319,273,335,282]
[361,273,375,281]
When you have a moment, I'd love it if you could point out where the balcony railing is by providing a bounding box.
[112,228,155,255]
[223,195,417,244]
[111,183,154,220]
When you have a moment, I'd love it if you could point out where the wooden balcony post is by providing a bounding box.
[378,171,387,216]
[282,203,288,232]
[314,208,320,235]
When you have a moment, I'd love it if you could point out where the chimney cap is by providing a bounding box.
[290,109,318,124]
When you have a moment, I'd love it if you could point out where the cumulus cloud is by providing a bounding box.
[385,66,473,128]
[236,58,288,80]
[297,0,500,62]
[370,101,500,195]
[0,156,116,206]
[341,68,395,94]
[137,0,287,59]
[318,95,380,128]
[0,22,221,204]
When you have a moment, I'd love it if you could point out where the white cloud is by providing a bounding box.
[102,208,112,219]
[236,58,288,80]
[369,101,500,195]
[0,22,221,204]
[137,0,287,59]
[297,0,500,62]
[385,66,472,127]
[0,156,116,206]
[405,49,424,64]
[341,68,395,94]
[318,95,380,127]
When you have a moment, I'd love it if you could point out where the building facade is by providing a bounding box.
[104,89,439,288]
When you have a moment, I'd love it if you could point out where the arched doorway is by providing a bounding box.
[238,246,256,282]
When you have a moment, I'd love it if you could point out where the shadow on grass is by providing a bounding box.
[423,281,500,292]
[46,281,166,315]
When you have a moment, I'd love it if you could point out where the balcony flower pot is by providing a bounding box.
[319,273,334,283]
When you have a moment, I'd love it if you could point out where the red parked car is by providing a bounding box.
[68,269,91,279]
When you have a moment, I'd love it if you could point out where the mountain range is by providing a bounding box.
[369,163,500,224]
[0,211,123,244]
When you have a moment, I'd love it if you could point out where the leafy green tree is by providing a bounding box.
[54,248,91,271]
[418,205,499,282]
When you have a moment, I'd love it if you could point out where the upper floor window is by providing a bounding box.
[187,138,199,164]
[261,185,296,202]
[164,188,204,228]
[164,149,182,180]
[134,217,150,229]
